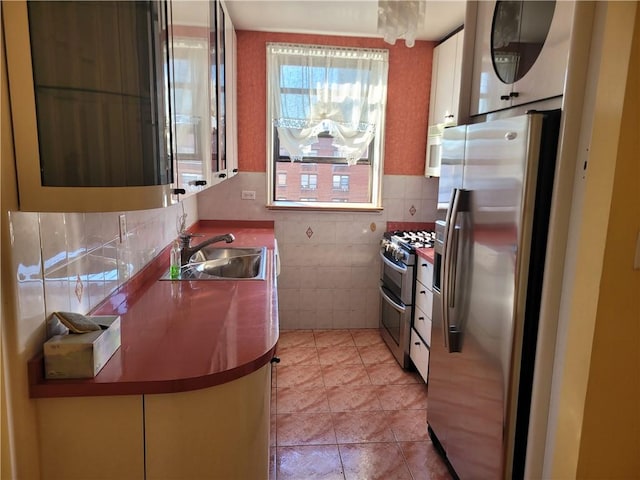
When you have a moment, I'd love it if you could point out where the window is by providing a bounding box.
[267,43,389,210]
[301,173,317,190]
[277,172,287,186]
[332,175,349,192]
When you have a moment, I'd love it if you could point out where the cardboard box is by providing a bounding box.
[44,315,121,379]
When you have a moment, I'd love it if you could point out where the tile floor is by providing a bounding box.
[270,329,452,480]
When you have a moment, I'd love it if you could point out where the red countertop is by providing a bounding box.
[28,221,279,398]
[416,247,435,264]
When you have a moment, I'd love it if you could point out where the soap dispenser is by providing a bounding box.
[170,240,181,279]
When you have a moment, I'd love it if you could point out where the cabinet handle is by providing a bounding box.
[418,316,425,321]
[270,357,281,364]
[172,188,186,195]
[415,342,421,346]
[500,95,510,101]
[219,173,227,178]
[194,180,207,186]
[422,263,428,267]
[420,290,426,295]
[232,168,238,173]
[510,91,520,98]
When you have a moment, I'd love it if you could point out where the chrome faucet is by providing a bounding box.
[178,232,235,266]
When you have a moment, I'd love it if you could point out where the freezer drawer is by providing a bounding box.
[410,328,429,382]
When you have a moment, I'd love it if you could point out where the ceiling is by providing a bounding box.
[224,0,467,43]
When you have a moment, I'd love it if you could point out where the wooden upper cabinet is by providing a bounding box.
[4,0,175,212]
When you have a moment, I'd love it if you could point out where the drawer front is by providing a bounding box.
[413,304,432,347]
[410,328,429,382]
[417,260,433,291]
[415,283,433,318]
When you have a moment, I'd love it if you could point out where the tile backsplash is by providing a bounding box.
[8,172,437,339]
[9,197,199,329]
[198,172,438,329]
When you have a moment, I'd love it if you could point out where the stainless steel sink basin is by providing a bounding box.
[160,247,267,281]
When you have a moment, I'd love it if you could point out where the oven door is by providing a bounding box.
[379,285,411,368]
[379,250,413,305]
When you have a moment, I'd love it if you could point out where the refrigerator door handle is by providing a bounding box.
[448,226,459,309]
[442,188,462,349]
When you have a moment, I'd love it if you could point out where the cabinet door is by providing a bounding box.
[144,365,271,480]
[4,0,174,212]
[470,1,513,115]
[224,6,239,179]
[470,0,573,116]
[431,31,463,126]
[170,0,212,198]
[209,0,228,185]
[410,328,429,382]
[37,396,144,480]
[508,1,574,107]
[416,259,433,291]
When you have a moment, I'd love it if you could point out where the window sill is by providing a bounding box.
[267,201,383,213]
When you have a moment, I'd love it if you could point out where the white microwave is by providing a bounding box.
[425,124,444,177]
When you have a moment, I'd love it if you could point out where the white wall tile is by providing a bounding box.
[404,176,425,199]
[197,171,436,330]
[277,288,300,311]
[382,175,405,199]
[383,198,404,222]
[64,212,87,260]
[39,212,67,275]
[314,289,334,312]
[299,288,317,311]
[298,267,318,289]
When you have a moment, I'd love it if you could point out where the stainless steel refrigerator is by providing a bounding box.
[428,110,561,479]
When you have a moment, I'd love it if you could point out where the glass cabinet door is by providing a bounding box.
[4,0,175,211]
[209,0,228,184]
[27,1,172,187]
[169,0,211,196]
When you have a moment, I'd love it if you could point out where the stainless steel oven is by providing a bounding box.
[379,230,435,368]
[379,250,414,368]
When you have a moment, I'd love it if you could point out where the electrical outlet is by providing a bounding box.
[241,190,256,200]
[119,214,127,243]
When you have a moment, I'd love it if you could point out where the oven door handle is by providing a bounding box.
[379,286,407,313]
[379,250,407,274]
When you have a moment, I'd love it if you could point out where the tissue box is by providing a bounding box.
[44,315,121,379]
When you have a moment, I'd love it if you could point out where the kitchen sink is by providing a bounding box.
[160,247,267,281]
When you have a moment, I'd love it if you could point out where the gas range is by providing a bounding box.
[379,229,435,369]
[381,229,435,264]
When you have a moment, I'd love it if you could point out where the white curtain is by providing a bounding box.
[267,43,389,165]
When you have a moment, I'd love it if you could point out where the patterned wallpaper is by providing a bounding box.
[235,31,435,175]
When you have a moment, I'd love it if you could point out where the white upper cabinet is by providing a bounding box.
[169,0,212,199]
[225,9,239,181]
[208,0,238,186]
[470,0,575,116]
[4,0,175,212]
[425,29,463,178]
[428,30,464,127]
[169,0,237,198]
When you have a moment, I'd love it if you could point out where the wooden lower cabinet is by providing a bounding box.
[36,395,145,480]
[144,364,271,480]
[35,364,271,479]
